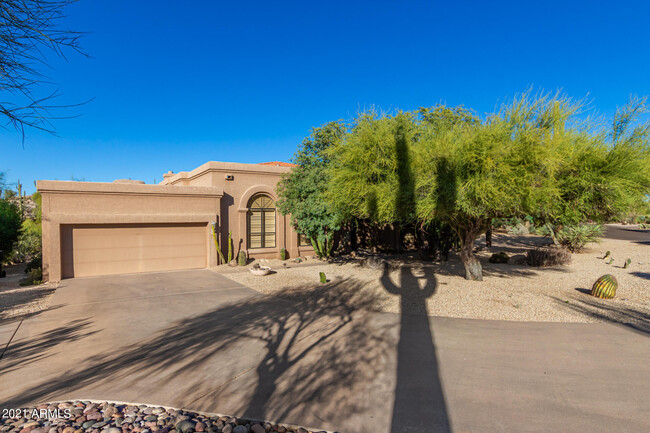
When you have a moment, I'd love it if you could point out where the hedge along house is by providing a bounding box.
[38,161,314,282]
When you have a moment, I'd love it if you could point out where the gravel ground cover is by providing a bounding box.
[215,228,649,324]
[0,263,58,324]
[0,401,327,433]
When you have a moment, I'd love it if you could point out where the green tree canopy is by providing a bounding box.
[324,93,650,280]
[326,110,419,226]
[276,121,346,258]
[0,197,21,262]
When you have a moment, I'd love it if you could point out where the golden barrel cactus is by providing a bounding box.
[590,274,617,299]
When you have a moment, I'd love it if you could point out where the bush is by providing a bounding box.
[507,224,529,235]
[19,267,42,286]
[25,254,42,273]
[556,224,603,252]
[279,248,287,260]
[8,218,41,262]
[0,199,21,263]
[525,248,571,267]
[489,252,510,263]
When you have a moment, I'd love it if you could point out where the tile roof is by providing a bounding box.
[258,161,297,167]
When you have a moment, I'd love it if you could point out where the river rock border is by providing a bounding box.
[0,401,332,433]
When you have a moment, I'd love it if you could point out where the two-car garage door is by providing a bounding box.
[61,223,207,278]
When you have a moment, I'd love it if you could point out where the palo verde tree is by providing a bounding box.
[301,92,649,280]
[326,111,419,225]
[276,121,346,258]
[515,95,650,242]
[415,94,650,280]
[413,101,558,280]
[0,0,85,137]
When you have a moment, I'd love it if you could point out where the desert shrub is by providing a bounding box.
[525,248,571,267]
[19,267,42,286]
[9,218,41,262]
[507,224,529,235]
[0,199,21,264]
[491,218,509,229]
[496,217,530,235]
[488,252,509,263]
[25,254,42,272]
[279,248,287,260]
[555,223,603,252]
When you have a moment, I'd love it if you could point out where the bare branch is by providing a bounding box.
[0,0,87,138]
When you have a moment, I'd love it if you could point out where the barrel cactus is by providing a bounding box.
[238,250,247,266]
[590,274,617,299]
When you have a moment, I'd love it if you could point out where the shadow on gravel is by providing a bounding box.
[631,272,650,281]
[553,296,650,336]
[2,278,446,432]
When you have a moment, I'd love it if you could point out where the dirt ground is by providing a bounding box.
[214,227,649,324]
[0,263,58,324]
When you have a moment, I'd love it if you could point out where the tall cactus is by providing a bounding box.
[227,230,233,263]
[211,224,226,264]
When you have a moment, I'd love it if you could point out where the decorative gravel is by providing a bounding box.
[215,230,649,324]
[0,263,57,324]
[0,401,328,433]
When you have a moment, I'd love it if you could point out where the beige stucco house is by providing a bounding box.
[37,161,313,282]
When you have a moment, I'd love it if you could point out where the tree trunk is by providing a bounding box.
[485,225,492,247]
[545,223,559,245]
[456,219,483,281]
[416,223,430,260]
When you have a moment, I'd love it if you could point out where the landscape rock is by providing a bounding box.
[174,420,195,433]
[0,402,320,433]
[510,254,527,265]
[364,256,387,270]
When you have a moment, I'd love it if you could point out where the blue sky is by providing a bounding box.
[3,0,649,193]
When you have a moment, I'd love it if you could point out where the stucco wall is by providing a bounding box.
[38,180,223,282]
[162,162,315,260]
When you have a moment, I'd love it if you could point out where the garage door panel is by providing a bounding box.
[61,223,207,278]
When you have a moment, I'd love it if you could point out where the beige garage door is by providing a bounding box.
[61,223,207,278]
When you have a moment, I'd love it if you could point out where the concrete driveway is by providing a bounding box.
[1,269,649,433]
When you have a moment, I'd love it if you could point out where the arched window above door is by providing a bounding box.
[247,194,276,248]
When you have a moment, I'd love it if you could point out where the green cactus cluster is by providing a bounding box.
[212,225,233,264]
[238,250,247,266]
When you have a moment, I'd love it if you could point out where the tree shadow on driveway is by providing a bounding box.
[0,318,97,375]
[0,279,400,430]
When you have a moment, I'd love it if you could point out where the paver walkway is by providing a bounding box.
[1,269,648,433]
